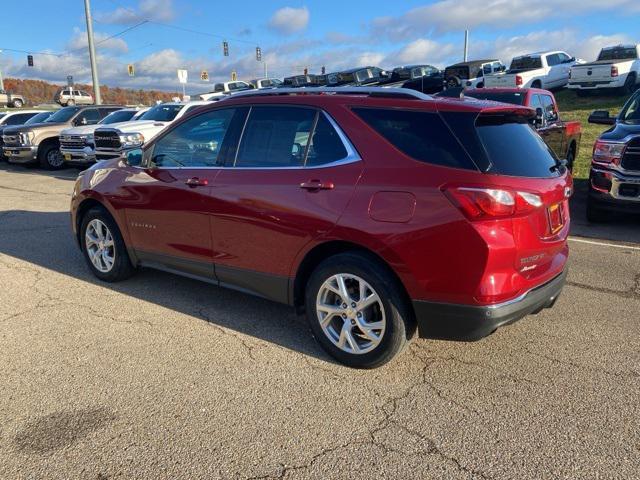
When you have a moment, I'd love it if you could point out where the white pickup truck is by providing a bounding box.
[199,81,253,100]
[485,51,583,89]
[92,101,209,161]
[568,44,640,96]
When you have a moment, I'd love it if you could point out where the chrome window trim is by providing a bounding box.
[139,107,361,171]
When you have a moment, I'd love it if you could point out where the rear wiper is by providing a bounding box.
[549,159,568,173]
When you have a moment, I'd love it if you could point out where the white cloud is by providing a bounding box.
[371,0,640,38]
[67,29,129,54]
[268,6,310,35]
[385,38,457,67]
[96,0,175,25]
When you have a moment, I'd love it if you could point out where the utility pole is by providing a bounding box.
[264,62,268,79]
[463,30,469,62]
[0,50,4,91]
[84,0,102,104]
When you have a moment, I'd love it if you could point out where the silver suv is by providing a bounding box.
[54,89,94,107]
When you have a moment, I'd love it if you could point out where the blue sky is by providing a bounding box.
[1,0,638,93]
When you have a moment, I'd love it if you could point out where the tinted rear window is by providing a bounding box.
[467,91,527,106]
[510,56,542,70]
[598,47,638,61]
[476,116,560,178]
[353,108,476,170]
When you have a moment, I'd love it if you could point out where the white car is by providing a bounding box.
[485,51,584,89]
[569,44,640,95]
[60,108,148,165]
[93,101,209,161]
[199,81,253,100]
[249,78,283,89]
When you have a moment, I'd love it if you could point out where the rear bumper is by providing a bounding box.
[3,146,38,163]
[413,269,567,341]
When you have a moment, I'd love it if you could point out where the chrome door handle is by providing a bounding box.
[300,180,334,191]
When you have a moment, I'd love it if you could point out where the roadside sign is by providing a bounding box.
[177,69,188,84]
[201,70,209,81]
[231,70,237,81]
[67,75,74,87]
[128,64,135,77]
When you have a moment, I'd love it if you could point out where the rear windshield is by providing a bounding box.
[476,115,560,178]
[353,108,477,170]
[598,47,638,61]
[510,56,542,70]
[139,104,182,122]
[467,91,527,105]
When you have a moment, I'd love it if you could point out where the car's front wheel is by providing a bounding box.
[11,99,23,108]
[80,207,135,282]
[38,144,64,170]
[305,252,414,368]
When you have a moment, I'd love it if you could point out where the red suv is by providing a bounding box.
[70,88,571,368]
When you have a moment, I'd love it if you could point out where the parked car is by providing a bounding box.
[443,59,505,89]
[60,108,149,166]
[465,88,581,169]
[70,87,570,368]
[333,67,387,86]
[199,81,253,100]
[379,65,444,94]
[281,75,319,88]
[485,51,583,89]
[3,105,123,169]
[586,89,640,221]
[249,78,283,89]
[54,88,94,106]
[569,44,640,96]
[0,90,26,108]
[0,110,50,160]
[93,101,209,161]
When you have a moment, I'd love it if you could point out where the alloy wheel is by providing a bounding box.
[85,219,116,273]
[47,149,64,168]
[315,273,386,355]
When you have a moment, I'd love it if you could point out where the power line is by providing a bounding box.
[62,20,149,56]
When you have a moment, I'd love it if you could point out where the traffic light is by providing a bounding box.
[303,68,308,75]
[223,41,229,57]
[256,46,262,62]
[27,55,34,67]
[321,66,326,75]
[128,64,135,77]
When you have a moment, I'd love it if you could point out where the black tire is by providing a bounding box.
[304,252,415,369]
[531,80,542,89]
[38,143,64,170]
[586,196,609,223]
[623,74,637,95]
[446,76,461,88]
[80,207,135,282]
[11,99,23,108]
[477,82,485,89]
[566,144,576,172]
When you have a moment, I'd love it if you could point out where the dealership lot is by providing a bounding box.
[0,163,638,479]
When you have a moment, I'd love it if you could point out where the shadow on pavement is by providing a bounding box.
[569,178,640,244]
[0,160,80,181]
[0,209,332,364]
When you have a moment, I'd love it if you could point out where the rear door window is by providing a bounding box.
[353,108,477,170]
[235,106,316,168]
[476,116,560,178]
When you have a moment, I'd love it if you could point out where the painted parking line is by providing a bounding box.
[569,236,640,251]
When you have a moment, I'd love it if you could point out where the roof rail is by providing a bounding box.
[223,86,432,101]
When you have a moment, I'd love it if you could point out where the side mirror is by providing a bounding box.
[535,108,545,127]
[125,148,143,167]
[588,110,616,125]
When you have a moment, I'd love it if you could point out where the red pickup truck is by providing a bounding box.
[465,88,582,170]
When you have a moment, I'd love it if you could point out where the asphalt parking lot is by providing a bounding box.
[0,162,639,480]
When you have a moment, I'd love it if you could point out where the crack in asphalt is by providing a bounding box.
[566,275,640,301]
[0,184,71,197]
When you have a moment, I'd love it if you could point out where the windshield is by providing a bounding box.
[25,112,53,125]
[510,56,543,70]
[619,92,640,124]
[46,107,81,123]
[100,110,135,125]
[467,91,527,105]
[598,47,638,61]
[139,104,183,122]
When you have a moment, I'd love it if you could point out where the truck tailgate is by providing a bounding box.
[485,74,516,87]
[571,63,617,82]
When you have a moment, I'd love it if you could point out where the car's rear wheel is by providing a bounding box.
[446,76,461,88]
[11,99,23,108]
[38,144,64,170]
[305,252,414,368]
[531,80,542,89]
[67,99,76,106]
[80,207,135,282]
[566,144,576,172]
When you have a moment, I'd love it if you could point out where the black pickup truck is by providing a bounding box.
[586,89,640,221]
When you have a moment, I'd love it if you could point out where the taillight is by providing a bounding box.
[568,69,572,79]
[444,187,542,220]
[611,66,619,77]
[592,140,625,165]
[515,75,523,86]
